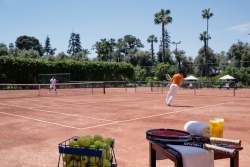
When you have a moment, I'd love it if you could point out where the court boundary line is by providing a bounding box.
[78,101,233,130]
[0,101,233,130]
[0,111,82,130]
[0,102,114,122]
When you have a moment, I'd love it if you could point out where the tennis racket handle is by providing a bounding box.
[204,144,236,155]
[210,137,241,145]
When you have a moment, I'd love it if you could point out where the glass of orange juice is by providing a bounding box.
[209,118,224,138]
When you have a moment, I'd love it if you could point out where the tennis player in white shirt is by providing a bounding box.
[49,76,57,93]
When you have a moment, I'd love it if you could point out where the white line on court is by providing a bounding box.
[0,111,82,130]
[78,101,233,130]
[0,102,114,122]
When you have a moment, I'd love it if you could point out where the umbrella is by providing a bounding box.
[184,75,199,81]
[219,75,235,80]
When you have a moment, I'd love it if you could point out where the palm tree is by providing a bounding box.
[202,8,213,52]
[154,9,172,63]
[147,35,158,62]
[199,31,211,76]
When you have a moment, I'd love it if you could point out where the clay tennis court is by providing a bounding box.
[0,87,249,167]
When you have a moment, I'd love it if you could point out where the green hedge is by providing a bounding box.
[0,56,134,83]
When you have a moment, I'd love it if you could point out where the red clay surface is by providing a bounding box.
[0,87,249,167]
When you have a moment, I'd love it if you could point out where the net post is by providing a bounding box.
[103,82,106,94]
[91,83,94,95]
[150,81,153,92]
[134,82,137,93]
[233,87,236,97]
[38,84,41,96]
[125,81,127,93]
[161,82,164,94]
[194,82,196,95]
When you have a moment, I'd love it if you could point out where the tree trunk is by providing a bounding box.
[162,23,165,63]
[206,19,209,76]
[151,42,154,61]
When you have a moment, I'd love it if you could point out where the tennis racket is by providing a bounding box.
[165,74,172,81]
[146,129,241,155]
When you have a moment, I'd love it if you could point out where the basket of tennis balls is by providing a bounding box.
[58,135,117,167]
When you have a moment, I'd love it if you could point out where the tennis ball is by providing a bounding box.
[65,160,74,167]
[72,155,81,161]
[94,140,103,149]
[100,142,109,150]
[103,138,113,147]
[103,159,111,167]
[107,152,112,161]
[93,134,103,142]
[89,144,97,150]
[89,156,100,165]
[81,156,88,164]
[78,137,91,148]
[69,139,78,147]
[80,162,87,167]
[63,154,72,162]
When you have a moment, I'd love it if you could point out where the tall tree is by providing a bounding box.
[202,8,213,47]
[154,9,172,62]
[44,36,56,56]
[202,8,213,76]
[67,33,82,56]
[15,35,43,56]
[199,31,211,76]
[147,35,158,62]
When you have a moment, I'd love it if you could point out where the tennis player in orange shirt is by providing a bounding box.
[165,70,184,106]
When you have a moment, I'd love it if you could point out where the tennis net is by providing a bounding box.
[0,81,249,99]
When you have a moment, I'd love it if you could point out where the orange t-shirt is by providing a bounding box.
[171,73,183,86]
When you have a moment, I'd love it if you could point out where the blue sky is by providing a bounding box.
[0,0,250,59]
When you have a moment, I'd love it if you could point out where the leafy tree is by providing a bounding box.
[44,36,56,56]
[227,41,249,67]
[16,49,40,58]
[215,51,229,70]
[157,49,173,64]
[8,43,15,55]
[15,35,43,56]
[147,35,158,62]
[94,38,116,61]
[72,49,89,61]
[223,67,250,86]
[67,33,82,56]
[194,47,218,76]
[114,38,127,62]
[123,35,143,50]
[174,50,194,75]
[0,43,8,56]
[56,52,69,60]
[154,9,172,62]
[129,50,152,66]
[134,66,146,81]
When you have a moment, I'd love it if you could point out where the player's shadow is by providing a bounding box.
[170,105,193,108]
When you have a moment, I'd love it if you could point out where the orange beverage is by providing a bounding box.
[209,118,224,138]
